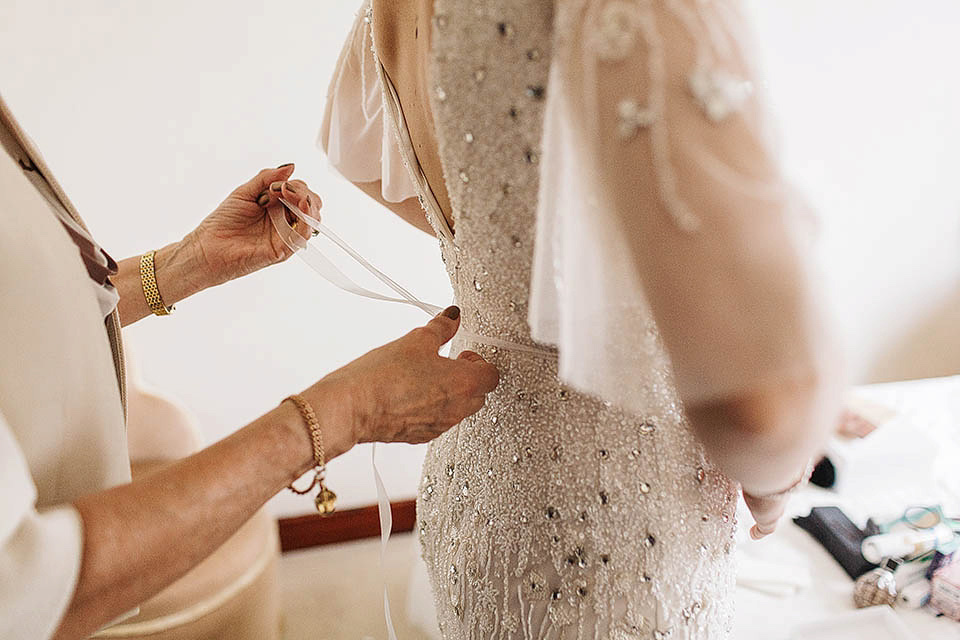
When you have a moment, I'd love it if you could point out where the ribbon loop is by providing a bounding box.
[270,200,443,316]
[270,197,557,639]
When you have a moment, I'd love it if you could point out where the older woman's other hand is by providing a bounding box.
[184,164,321,288]
[309,306,500,450]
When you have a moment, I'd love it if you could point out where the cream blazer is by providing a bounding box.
[0,94,131,640]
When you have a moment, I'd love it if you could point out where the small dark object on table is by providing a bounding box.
[794,506,878,580]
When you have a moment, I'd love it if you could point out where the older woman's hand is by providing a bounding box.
[183,163,320,288]
[303,306,499,452]
[54,305,497,640]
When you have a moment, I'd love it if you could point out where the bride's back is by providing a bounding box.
[323,2,745,637]
[371,0,454,231]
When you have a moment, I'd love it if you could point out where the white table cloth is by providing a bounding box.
[733,376,960,639]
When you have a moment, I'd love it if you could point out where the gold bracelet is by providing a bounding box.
[284,394,337,515]
[139,250,174,316]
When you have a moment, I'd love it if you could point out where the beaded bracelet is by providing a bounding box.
[285,394,337,515]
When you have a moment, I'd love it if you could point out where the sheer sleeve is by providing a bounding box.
[529,0,837,412]
[318,2,417,203]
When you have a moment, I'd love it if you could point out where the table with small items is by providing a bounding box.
[732,375,960,640]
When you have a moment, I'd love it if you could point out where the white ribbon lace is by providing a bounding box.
[269,199,554,638]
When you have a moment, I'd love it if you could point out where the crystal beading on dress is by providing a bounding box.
[321,1,776,638]
[425,1,738,638]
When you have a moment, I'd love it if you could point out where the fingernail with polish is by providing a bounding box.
[256,192,270,207]
[442,305,461,320]
[277,162,294,169]
[270,181,283,192]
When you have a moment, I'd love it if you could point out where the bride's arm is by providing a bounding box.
[557,2,843,502]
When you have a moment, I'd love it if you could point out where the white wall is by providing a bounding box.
[0,0,449,516]
[1,0,958,516]
[743,0,960,383]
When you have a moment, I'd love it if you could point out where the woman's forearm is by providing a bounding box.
[114,240,211,326]
[113,165,319,327]
[52,306,497,639]
[686,371,842,496]
[54,381,354,640]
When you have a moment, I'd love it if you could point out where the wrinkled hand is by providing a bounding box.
[742,490,789,540]
[184,164,321,288]
[322,307,500,446]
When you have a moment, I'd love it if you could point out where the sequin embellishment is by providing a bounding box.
[348,0,743,637]
[617,98,656,139]
[593,0,643,62]
[688,66,754,123]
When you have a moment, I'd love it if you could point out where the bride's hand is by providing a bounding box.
[183,164,321,288]
[741,490,789,540]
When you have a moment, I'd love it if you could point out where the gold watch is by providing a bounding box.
[139,250,174,316]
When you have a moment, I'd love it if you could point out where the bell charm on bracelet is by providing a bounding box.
[315,483,338,515]
[283,394,336,516]
[288,467,337,517]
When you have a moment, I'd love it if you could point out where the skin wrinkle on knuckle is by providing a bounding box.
[407,327,430,345]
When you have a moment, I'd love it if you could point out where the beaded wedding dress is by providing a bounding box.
[322,1,826,638]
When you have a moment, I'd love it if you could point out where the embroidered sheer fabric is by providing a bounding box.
[320,1,835,638]
[321,0,832,415]
[530,0,832,413]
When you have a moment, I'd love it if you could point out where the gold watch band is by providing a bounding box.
[139,250,174,316]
